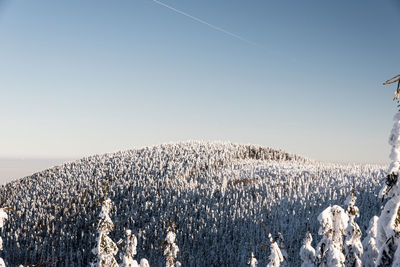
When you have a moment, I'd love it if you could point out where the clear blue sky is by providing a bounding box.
[0,0,399,163]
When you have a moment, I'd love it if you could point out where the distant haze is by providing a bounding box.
[0,158,74,185]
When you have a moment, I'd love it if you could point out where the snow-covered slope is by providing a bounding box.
[0,142,385,266]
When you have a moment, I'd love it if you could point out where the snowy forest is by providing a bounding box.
[0,139,391,266]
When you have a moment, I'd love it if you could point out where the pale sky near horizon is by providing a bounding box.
[1,0,400,178]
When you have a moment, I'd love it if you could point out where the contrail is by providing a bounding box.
[152,0,260,47]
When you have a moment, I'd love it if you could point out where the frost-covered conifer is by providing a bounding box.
[0,208,8,267]
[120,229,150,267]
[344,192,362,267]
[276,232,287,266]
[248,252,258,267]
[362,216,379,267]
[248,240,258,267]
[164,231,181,267]
[375,111,400,266]
[299,232,315,267]
[379,111,400,198]
[316,205,348,267]
[91,198,118,267]
[121,229,139,267]
[266,233,284,267]
[375,195,400,266]
[139,259,150,267]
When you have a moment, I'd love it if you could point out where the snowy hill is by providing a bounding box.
[0,141,385,266]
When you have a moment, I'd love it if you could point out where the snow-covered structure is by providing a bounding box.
[299,232,315,267]
[344,192,362,267]
[362,216,379,266]
[316,205,348,266]
[164,231,181,267]
[91,198,119,267]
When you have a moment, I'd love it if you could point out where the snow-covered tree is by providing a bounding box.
[120,229,139,267]
[0,208,8,267]
[299,232,315,267]
[164,230,181,267]
[0,141,387,265]
[248,240,258,267]
[344,192,362,267]
[379,111,400,199]
[247,251,258,267]
[316,205,348,267]
[91,198,118,267]
[375,110,400,266]
[275,232,288,266]
[362,216,379,267]
[266,233,284,267]
[375,194,400,266]
[139,259,150,267]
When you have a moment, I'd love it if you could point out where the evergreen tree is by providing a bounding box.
[91,198,118,267]
[299,232,315,267]
[344,192,363,267]
[247,252,258,267]
[266,233,284,267]
[0,208,8,267]
[247,240,258,267]
[375,110,400,266]
[275,232,288,266]
[361,216,379,267]
[120,229,139,267]
[164,230,181,267]
[316,205,348,267]
[139,259,150,267]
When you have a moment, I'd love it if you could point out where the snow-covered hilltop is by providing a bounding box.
[0,141,385,266]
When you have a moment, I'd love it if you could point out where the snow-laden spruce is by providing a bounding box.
[299,232,315,267]
[248,252,258,267]
[362,216,379,266]
[380,111,400,198]
[266,233,284,267]
[120,229,150,267]
[344,192,363,266]
[0,142,385,266]
[91,198,119,267]
[276,232,288,266]
[375,195,400,266]
[0,208,8,267]
[374,111,400,266]
[164,230,181,267]
[120,229,138,267]
[316,205,348,266]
